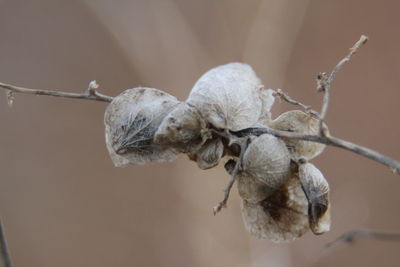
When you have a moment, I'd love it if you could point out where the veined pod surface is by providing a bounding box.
[241,135,291,190]
[237,173,271,204]
[298,162,331,235]
[154,102,208,154]
[241,174,309,242]
[187,62,274,131]
[104,87,179,166]
[270,110,327,160]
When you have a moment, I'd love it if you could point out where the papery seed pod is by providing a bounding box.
[188,137,224,170]
[237,174,271,204]
[241,135,291,190]
[259,88,275,124]
[154,102,208,154]
[104,87,179,166]
[241,174,309,242]
[187,62,274,131]
[270,110,327,160]
[298,162,330,235]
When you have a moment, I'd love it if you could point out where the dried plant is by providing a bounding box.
[1,35,399,246]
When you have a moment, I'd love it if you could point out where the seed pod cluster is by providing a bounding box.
[104,62,331,242]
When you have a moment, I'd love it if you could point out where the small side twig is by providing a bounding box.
[212,134,251,215]
[237,126,400,174]
[273,88,320,118]
[317,35,369,135]
[0,81,114,103]
[325,229,400,249]
[0,218,12,267]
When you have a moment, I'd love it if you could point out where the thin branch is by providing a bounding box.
[325,229,400,249]
[318,35,369,135]
[0,81,114,103]
[273,88,320,118]
[237,126,400,174]
[212,134,250,215]
[0,218,12,267]
[328,35,369,85]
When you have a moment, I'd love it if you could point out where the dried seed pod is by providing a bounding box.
[237,174,271,204]
[188,137,224,170]
[298,162,330,235]
[235,134,291,204]
[187,62,274,131]
[259,88,275,124]
[104,87,179,166]
[241,174,309,242]
[270,110,327,160]
[154,102,208,154]
[241,135,292,190]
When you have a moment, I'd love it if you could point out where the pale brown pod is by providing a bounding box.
[298,162,331,235]
[188,137,224,170]
[237,173,270,204]
[104,87,179,166]
[154,102,208,154]
[235,134,291,204]
[187,62,274,131]
[240,174,309,242]
[241,134,292,190]
[270,110,327,160]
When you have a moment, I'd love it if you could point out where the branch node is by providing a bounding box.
[87,80,99,96]
[316,72,328,92]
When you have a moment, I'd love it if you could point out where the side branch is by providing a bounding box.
[274,89,320,119]
[318,35,369,135]
[0,219,12,267]
[0,81,114,103]
[237,126,400,174]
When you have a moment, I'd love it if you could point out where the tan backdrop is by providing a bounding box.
[0,0,399,266]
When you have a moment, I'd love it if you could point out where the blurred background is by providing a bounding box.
[0,0,399,266]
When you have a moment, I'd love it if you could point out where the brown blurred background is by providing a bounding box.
[0,0,400,266]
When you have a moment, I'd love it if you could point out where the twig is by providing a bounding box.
[0,81,114,103]
[212,135,250,215]
[273,88,320,118]
[237,35,400,174]
[236,126,400,174]
[0,218,12,267]
[325,229,400,249]
[318,35,369,135]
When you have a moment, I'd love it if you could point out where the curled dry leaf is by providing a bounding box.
[270,110,327,160]
[154,102,208,154]
[298,162,330,235]
[187,62,274,131]
[104,87,179,166]
[241,174,309,242]
[188,137,224,170]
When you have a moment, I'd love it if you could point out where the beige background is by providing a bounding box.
[0,0,399,266]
